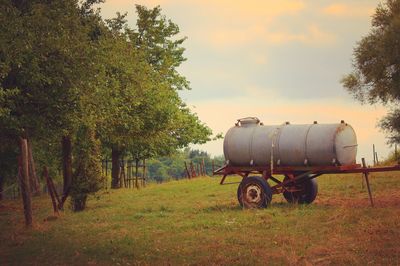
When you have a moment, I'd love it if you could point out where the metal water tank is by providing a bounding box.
[223,117,357,167]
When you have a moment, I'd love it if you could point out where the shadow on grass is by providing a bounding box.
[202,201,334,213]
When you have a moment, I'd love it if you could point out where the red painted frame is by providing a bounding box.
[214,163,400,195]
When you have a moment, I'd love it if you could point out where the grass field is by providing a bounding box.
[1,173,399,265]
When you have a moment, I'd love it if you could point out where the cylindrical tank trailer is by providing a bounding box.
[216,117,400,209]
[217,117,359,209]
[223,117,357,168]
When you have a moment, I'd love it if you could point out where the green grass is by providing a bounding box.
[1,173,400,265]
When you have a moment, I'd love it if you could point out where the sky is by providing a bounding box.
[98,0,392,164]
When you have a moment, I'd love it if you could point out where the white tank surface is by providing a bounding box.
[223,117,357,167]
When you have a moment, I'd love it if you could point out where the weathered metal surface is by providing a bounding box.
[277,124,313,166]
[223,117,357,167]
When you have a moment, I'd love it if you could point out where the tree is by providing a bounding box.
[131,5,189,91]
[94,12,155,188]
[0,0,107,210]
[341,0,400,143]
[127,5,213,155]
[99,5,213,188]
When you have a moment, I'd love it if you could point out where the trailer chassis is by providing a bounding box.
[214,159,400,208]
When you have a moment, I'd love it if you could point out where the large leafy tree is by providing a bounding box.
[127,5,212,155]
[100,6,213,188]
[95,13,152,188]
[0,0,105,208]
[342,0,400,143]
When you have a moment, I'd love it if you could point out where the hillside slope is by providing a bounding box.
[1,173,399,265]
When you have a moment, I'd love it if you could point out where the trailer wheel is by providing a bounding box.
[283,176,318,204]
[237,176,272,208]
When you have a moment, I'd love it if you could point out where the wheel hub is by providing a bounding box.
[245,184,261,203]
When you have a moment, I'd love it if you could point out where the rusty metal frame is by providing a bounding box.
[214,163,400,205]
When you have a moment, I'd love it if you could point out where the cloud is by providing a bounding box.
[197,0,305,21]
[265,25,336,45]
[322,3,375,17]
[203,24,335,49]
[102,1,337,49]
[134,0,305,20]
[249,54,268,65]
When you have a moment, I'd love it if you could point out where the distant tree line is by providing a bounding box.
[0,0,213,210]
[146,148,225,183]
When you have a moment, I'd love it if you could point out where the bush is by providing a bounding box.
[70,126,104,211]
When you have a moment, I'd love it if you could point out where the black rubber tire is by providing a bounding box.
[283,176,318,204]
[237,176,273,208]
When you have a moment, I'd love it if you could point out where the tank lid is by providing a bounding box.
[237,117,260,127]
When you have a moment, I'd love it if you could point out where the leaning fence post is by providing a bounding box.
[43,166,59,215]
[361,158,374,207]
[184,161,191,179]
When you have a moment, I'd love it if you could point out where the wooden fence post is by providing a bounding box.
[126,160,130,188]
[184,161,191,179]
[190,161,196,177]
[142,159,146,187]
[19,138,32,226]
[27,139,40,195]
[135,158,139,189]
[43,166,59,215]
[373,144,376,166]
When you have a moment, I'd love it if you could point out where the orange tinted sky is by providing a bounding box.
[99,0,390,163]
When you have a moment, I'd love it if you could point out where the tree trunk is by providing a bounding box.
[27,139,40,195]
[142,159,146,187]
[19,137,33,226]
[60,135,72,207]
[111,147,121,189]
[0,176,3,200]
[72,195,87,211]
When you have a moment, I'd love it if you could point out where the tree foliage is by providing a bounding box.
[98,5,212,160]
[0,1,214,208]
[342,0,400,143]
[70,125,104,211]
[0,0,99,139]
